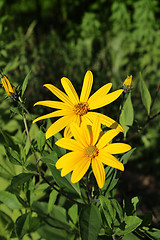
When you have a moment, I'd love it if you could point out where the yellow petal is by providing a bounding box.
[71,157,90,183]
[80,122,91,146]
[61,77,79,104]
[60,152,84,176]
[88,83,112,108]
[86,112,124,133]
[81,115,93,125]
[89,89,123,110]
[70,122,88,148]
[92,158,105,189]
[56,151,83,172]
[91,118,101,146]
[44,84,73,106]
[46,115,73,139]
[1,76,15,96]
[103,143,131,154]
[34,100,71,110]
[98,153,124,171]
[33,110,70,123]
[97,129,119,149]
[80,71,93,102]
[64,125,72,138]
[55,138,84,151]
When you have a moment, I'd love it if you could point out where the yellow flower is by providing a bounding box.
[33,71,124,139]
[123,75,132,89]
[55,118,131,188]
[0,75,16,96]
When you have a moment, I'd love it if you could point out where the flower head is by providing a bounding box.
[55,118,131,188]
[123,75,132,92]
[33,71,124,139]
[0,74,16,96]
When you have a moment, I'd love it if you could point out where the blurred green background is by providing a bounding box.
[0,0,160,227]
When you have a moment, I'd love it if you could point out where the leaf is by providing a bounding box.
[139,73,152,115]
[145,228,160,239]
[36,129,46,152]
[103,168,118,193]
[48,190,58,214]
[11,173,34,187]
[42,152,81,197]
[110,199,123,221]
[32,202,70,230]
[4,145,22,166]
[99,196,115,229]
[120,148,136,165]
[79,204,101,240]
[37,224,68,240]
[119,92,134,137]
[21,71,31,97]
[15,213,41,238]
[0,128,19,151]
[68,204,78,225]
[122,232,140,240]
[0,191,23,209]
[48,164,81,197]
[116,216,142,236]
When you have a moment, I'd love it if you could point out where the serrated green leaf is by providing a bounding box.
[0,191,23,209]
[79,204,101,240]
[116,216,142,236]
[139,73,152,115]
[11,173,34,187]
[21,71,31,97]
[119,92,134,137]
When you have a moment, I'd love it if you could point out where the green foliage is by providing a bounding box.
[1,0,160,239]
[119,92,134,137]
[139,73,152,115]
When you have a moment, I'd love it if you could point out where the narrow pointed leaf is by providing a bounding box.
[21,71,31,97]
[139,73,152,115]
[119,92,134,137]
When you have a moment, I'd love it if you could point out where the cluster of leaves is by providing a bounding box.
[1,0,160,239]
[1,71,160,239]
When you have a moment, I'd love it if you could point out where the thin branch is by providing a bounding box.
[41,174,86,206]
[125,111,160,142]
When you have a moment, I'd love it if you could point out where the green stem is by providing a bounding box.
[125,111,160,142]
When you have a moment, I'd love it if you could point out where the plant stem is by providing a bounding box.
[125,111,160,142]
[41,174,85,206]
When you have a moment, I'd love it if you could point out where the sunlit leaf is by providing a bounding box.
[0,191,23,209]
[119,92,134,137]
[139,73,152,115]
[21,71,31,97]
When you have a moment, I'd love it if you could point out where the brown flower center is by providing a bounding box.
[85,146,99,159]
[73,102,89,116]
